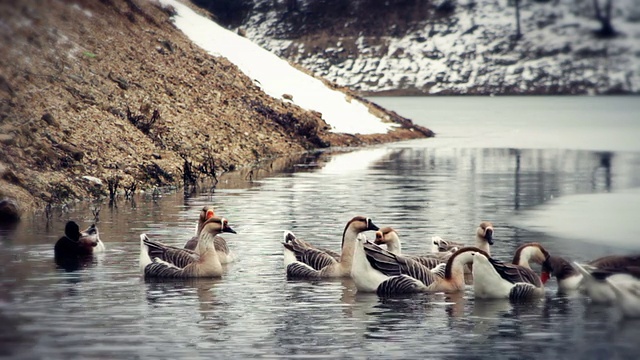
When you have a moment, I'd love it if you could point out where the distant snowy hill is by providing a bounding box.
[214,0,640,95]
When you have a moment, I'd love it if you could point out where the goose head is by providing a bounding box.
[341,216,379,248]
[373,227,399,246]
[196,206,216,235]
[512,243,551,284]
[64,221,82,242]
[476,221,494,245]
[201,216,237,236]
[78,224,101,249]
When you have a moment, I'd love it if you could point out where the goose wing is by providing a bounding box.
[363,242,437,286]
[589,255,640,269]
[407,255,444,269]
[284,231,341,261]
[509,283,540,301]
[144,236,198,268]
[286,262,322,279]
[214,236,229,255]
[587,265,640,280]
[488,257,542,287]
[144,258,186,278]
[377,275,427,297]
[283,241,337,271]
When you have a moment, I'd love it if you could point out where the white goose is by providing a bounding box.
[573,255,640,304]
[283,216,379,279]
[351,234,481,296]
[471,250,545,300]
[430,221,494,255]
[374,227,457,268]
[606,273,640,318]
[140,217,237,278]
[183,206,236,264]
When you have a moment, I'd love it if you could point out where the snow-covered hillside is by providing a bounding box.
[233,0,640,95]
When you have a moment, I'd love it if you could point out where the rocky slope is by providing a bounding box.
[0,0,432,216]
[222,0,640,95]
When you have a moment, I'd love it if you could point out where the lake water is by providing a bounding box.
[2,96,640,359]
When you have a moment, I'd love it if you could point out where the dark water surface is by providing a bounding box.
[2,96,640,359]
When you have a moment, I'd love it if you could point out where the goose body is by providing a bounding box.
[184,206,235,264]
[471,251,544,300]
[283,216,379,279]
[543,255,582,291]
[140,217,237,278]
[606,273,640,318]
[283,231,341,262]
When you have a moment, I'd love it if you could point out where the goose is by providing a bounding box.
[352,233,482,296]
[283,216,379,279]
[606,273,640,318]
[184,206,235,264]
[510,243,551,284]
[54,221,104,259]
[471,250,545,300]
[374,227,457,268]
[573,257,640,304]
[140,217,237,278]
[430,221,495,255]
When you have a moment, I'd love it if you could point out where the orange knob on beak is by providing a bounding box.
[540,271,550,284]
[206,209,215,220]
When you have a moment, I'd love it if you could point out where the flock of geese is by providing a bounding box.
[54,207,640,318]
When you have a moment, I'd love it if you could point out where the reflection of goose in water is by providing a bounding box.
[144,278,228,334]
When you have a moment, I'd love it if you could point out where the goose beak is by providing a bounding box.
[206,209,215,220]
[485,229,494,245]
[367,219,379,231]
[224,226,237,234]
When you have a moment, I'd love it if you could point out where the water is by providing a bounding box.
[2,96,640,359]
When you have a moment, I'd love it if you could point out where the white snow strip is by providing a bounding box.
[158,0,393,135]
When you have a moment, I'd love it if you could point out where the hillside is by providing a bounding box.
[0,0,432,216]
[217,0,640,95]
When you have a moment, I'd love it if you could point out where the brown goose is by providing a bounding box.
[282,216,379,279]
[140,217,237,278]
[471,250,545,300]
[374,227,456,269]
[184,206,234,264]
[511,242,551,284]
[430,221,495,255]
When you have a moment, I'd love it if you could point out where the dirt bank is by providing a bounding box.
[0,0,432,217]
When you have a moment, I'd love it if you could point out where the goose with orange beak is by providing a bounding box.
[184,206,235,264]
